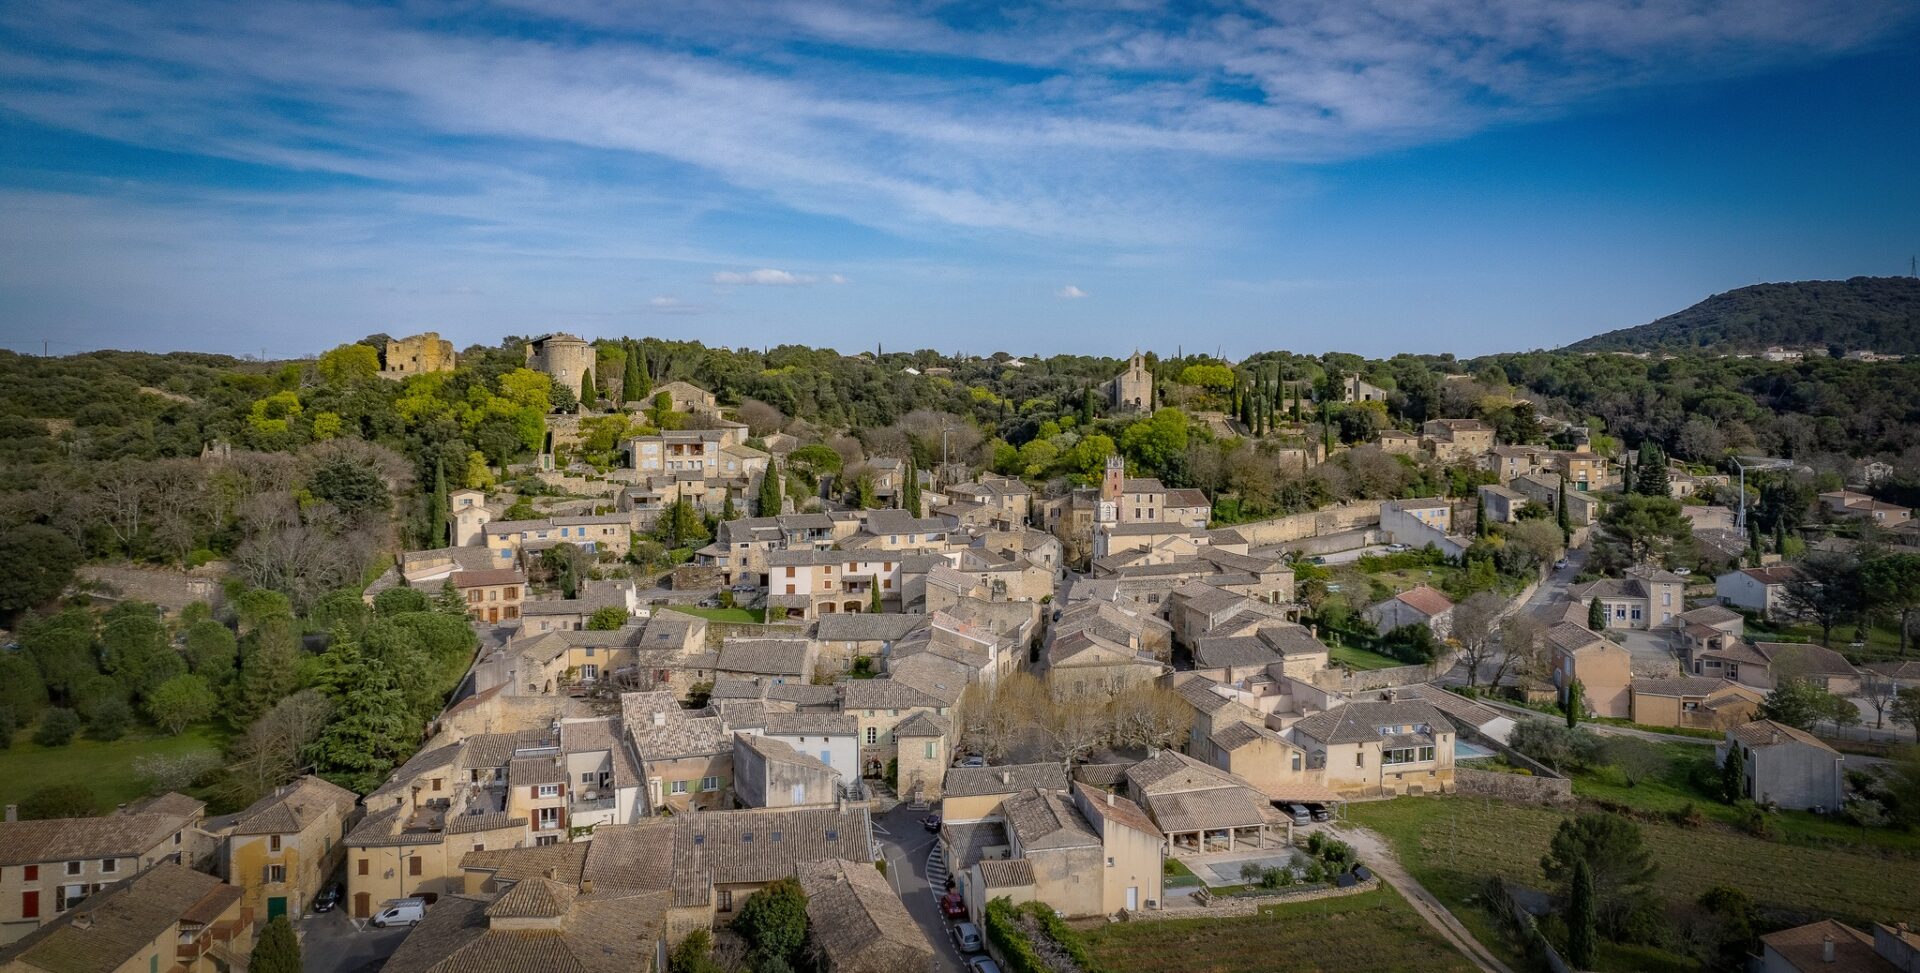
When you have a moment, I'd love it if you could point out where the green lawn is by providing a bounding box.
[1570,741,1920,853]
[1080,885,1476,973]
[663,605,766,624]
[1743,618,1915,664]
[1347,796,1920,952]
[1329,643,1407,671]
[0,723,233,815]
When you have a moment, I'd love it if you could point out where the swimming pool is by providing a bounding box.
[1455,740,1497,760]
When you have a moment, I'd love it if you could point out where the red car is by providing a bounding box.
[940,892,967,920]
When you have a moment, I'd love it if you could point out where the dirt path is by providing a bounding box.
[1337,825,1518,973]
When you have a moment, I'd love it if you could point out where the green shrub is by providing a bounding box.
[33,707,80,747]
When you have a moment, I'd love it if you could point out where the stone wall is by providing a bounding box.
[703,620,809,648]
[1309,662,1436,692]
[1454,768,1573,805]
[1226,500,1384,546]
[1123,877,1380,922]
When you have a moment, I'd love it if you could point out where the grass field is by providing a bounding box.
[0,723,232,815]
[1080,885,1476,973]
[1329,643,1407,671]
[1347,796,1920,935]
[1570,741,1920,852]
[663,605,766,623]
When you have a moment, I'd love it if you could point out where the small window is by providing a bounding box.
[742,833,754,844]
[825,829,839,842]
[1106,857,1115,867]
[581,773,595,784]
[25,865,37,881]
[99,859,116,874]
[537,784,561,798]
[65,862,80,876]
[269,835,281,852]
[1355,752,1365,768]
[409,856,422,876]
[693,835,706,846]
[357,859,369,876]
[771,831,782,842]
[671,781,689,795]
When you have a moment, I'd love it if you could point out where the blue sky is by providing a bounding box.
[1,0,1916,360]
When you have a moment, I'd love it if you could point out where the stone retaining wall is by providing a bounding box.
[1123,877,1381,922]
[1455,767,1573,805]
[1227,500,1385,546]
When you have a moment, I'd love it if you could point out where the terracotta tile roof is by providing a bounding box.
[1071,781,1161,839]
[1288,700,1453,747]
[1727,719,1836,753]
[0,810,193,867]
[975,858,1036,888]
[231,775,356,837]
[461,842,590,887]
[1393,585,1455,617]
[0,863,237,973]
[1758,918,1896,973]
[1738,565,1799,586]
[484,876,577,918]
[943,763,1068,799]
[1001,788,1099,851]
[798,859,936,972]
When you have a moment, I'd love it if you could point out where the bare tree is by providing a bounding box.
[1452,591,1506,688]
[92,460,157,555]
[1862,669,1900,729]
[736,398,787,437]
[1038,696,1112,770]
[1492,613,1546,691]
[1107,684,1194,752]
[221,689,333,805]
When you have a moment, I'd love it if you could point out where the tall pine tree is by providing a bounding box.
[902,460,921,516]
[306,628,412,792]
[623,344,646,405]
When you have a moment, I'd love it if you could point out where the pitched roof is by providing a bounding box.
[0,809,196,867]
[0,863,239,973]
[484,876,576,919]
[813,613,926,642]
[1737,565,1799,586]
[231,775,357,836]
[1392,585,1455,617]
[943,763,1069,798]
[1546,622,1609,655]
[1289,700,1453,746]
[975,858,1036,888]
[892,711,951,738]
[1757,919,1896,973]
[1677,604,1742,626]
[716,638,811,676]
[1632,675,1740,698]
[672,805,873,908]
[1727,719,1837,753]
[1071,781,1161,839]
[1000,788,1100,851]
[1754,641,1859,679]
[798,859,937,973]
[1122,751,1273,834]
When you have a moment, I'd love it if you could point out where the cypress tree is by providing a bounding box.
[1588,596,1607,630]
[1568,860,1596,969]
[1079,385,1096,426]
[1565,680,1583,728]
[632,344,653,402]
[1773,520,1787,555]
[253,917,303,973]
[623,345,645,404]
[870,581,882,614]
[902,460,921,515]
[721,491,737,523]
[427,457,449,547]
[1557,477,1571,534]
[758,461,782,516]
[581,368,595,409]
[1475,493,1489,537]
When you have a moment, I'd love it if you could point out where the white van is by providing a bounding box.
[372,898,427,928]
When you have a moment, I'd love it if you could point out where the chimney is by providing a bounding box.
[653,711,665,727]
[71,914,92,930]
[1822,934,1835,963]
[1105,792,1115,807]
[580,879,593,894]
[1000,771,1011,785]
[4,805,15,823]
[545,866,558,880]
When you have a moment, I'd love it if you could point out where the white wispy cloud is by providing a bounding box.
[1,0,1904,250]
[710,268,846,286]
[1056,285,1088,299]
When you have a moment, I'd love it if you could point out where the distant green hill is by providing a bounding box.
[1565,276,1920,355]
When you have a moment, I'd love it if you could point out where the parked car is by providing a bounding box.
[920,814,943,833]
[1305,803,1332,823]
[968,958,1004,973]
[1386,543,1410,553]
[1553,558,1569,570]
[311,884,341,913]
[1282,803,1312,826]
[698,597,722,608]
[371,898,427,928]
[955,922,984,952]
[940,892,968,920]
[960,755,986,768]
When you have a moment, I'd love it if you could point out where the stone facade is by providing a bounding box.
[1109,352,1152,411]
[381,332,456,379]
[1454,768,1573,805]
[524,333,594,399]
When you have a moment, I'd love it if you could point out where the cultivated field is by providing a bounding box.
[1080,886,1477,973]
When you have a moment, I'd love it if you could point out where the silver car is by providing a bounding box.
[955,922,984,953]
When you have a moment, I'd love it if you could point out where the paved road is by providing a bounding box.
[1440,546,1588,687]
[300,904,410,973]
[1329,823,1516,973]
[872,803,967,973]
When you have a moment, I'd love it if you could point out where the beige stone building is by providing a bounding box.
[380,332,457,380]
[0,863,252,973]
[1287,698,1458,799]
[225,775,357,922]
[1547,622,1632,718]
[1629,676,1763,730]
[452,568,524,625]
[0,796,207,944]
[1107,352,1153,411]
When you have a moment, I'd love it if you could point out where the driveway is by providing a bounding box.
[298,904,411,973]
[1325,823,1515,973]
[872,803,966,973]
